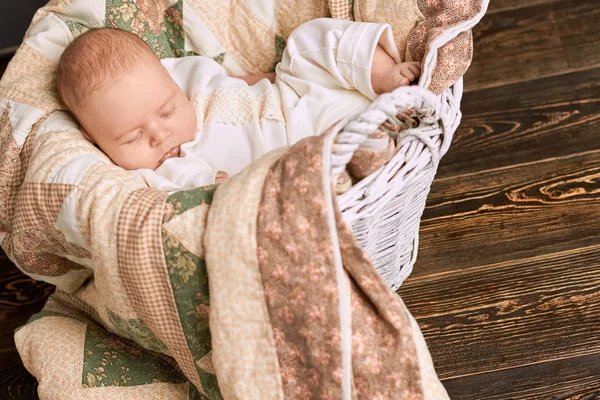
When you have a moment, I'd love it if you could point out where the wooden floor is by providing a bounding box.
[1,0,599,398]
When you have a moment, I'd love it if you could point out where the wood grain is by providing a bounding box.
[486,0,566,14]
[464,0,600,92]
[462,67,600,116]
[0,291,54,351]
[400,245,600,379]
[0,266,54,307]
[441,352,600,400]
[427,150,600,213]
[410,4,600,392]
[415,150,600,277]
[0,248,51,399]
[440,73,600,178]
[0,350,39,400]
[0,59,7,78]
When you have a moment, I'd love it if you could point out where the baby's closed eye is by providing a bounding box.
[161,105,177,119]
[124,131,142,145]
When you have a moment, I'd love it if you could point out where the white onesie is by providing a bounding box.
[136,18,401,191]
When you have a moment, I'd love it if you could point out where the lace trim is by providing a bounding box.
[191,87,285,127]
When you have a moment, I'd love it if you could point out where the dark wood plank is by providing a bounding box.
[0,263,54,307]
[566,392,600,400]
[462,66,600,115]
[0,350,39,400]
[442,352,600,400]
[415,150,600,277]
[464,0,600,92]
[0,58,8,77]
[486,0,566,14]
[440,72,600,179]
[399,246,600,379]
[427,150,600,216]
[0,256,54,348]
[0,251,51,400]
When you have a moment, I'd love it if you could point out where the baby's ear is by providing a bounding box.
[80,127,94,143]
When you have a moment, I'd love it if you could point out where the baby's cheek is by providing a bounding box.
[184,105,198,139]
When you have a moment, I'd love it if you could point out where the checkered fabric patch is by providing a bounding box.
[116,187,202,390]
[329,0,354,20]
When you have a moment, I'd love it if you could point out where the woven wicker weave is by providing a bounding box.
[335,79,463,290]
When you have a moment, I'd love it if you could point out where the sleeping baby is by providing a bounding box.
[56,18,421,191]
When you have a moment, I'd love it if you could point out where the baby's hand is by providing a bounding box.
[215,171,229,183]
[373,61,421,95]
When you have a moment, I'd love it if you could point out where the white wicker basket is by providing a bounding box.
[335,79,462,290]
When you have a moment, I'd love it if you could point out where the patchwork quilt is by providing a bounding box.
[0,0,488,398]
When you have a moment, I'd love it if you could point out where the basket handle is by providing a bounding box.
[330,86,442,179]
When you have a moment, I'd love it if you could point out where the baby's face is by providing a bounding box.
[76,60,197,170]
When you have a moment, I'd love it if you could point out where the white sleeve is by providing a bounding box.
[276,18,401,101]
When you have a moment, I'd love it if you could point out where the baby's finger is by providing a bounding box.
[407,64,421,76]
[400,68,416,81]
[394,74,410,87]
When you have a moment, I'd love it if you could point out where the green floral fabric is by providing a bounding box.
[82,322,186,388]
[60,19,91,37]
[162,186,222,399]
[212,52,226,65]
[272,35,287,71]
[55,0,233,67]
[105,0,187,59]
[58,0,190,59]
[107,308,170,356]
[16,308,207,397]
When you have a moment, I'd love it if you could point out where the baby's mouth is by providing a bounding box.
[157,146,180,167]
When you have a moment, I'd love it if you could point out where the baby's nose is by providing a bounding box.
[148,124,170,147]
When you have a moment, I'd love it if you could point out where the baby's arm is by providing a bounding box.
[233,72,276,85]
[276,19,421,101]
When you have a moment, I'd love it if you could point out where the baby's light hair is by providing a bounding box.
[56,28,160,112]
